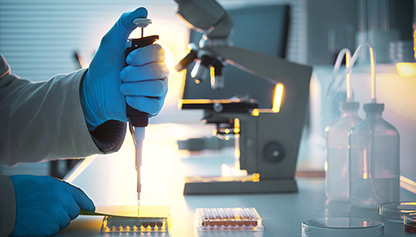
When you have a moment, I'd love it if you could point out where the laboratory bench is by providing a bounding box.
[60,124,416,236]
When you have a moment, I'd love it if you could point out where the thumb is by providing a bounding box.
[66,183,96,212]
[102,7,148,46]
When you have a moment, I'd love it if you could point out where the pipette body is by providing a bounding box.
[125,17,159,213]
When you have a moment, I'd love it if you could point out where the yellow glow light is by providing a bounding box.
[413,25,416,59]
[252,173,260,182]
[210,66,215,81]
[369,47,376,101]
[234,118,240,134]
[251,108,260,117]
[177,99,183,109]
[272,83,284,113]
[363,149,368,180]
[183,98,244,104]
[396,63,416,77]
[345,52,351,101]
[234,133,240,159]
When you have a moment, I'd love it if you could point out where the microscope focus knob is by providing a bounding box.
[263,142,285,163]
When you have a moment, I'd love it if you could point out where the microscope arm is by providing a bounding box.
[174,1,313,195]
[173,0,233,38]
[206,45,313,85]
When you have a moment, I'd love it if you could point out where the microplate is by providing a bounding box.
[195,208,263,231]
[101,216,168,233]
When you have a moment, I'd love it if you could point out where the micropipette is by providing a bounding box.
[125,17,159,214]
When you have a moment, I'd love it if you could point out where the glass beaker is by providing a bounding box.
[302,217,384,237]
[379,201,416,223]
[349,103,400,208]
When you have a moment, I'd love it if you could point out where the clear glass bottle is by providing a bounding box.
[325,102,362,201]
[349,103,400,208]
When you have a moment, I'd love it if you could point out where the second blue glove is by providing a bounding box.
[10,175,95,236]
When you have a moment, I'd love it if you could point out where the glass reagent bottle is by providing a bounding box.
[349,103,400,208]
[326,101,362,201]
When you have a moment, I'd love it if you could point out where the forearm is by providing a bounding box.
[0,65,126,165]
[0,68,98,164]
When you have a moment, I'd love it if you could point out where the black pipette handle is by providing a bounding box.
[124,35,159,127]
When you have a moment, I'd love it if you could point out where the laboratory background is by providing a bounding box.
[1,0,416,236]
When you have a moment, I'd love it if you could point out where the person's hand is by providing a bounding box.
[10,175,95,236]
[81,7,169,131]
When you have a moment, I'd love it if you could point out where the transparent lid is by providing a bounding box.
[302,218,384,237]
[379,201,416,223]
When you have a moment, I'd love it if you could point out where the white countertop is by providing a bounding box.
[60,123,416,236]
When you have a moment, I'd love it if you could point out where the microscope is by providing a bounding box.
[174,0,313,194]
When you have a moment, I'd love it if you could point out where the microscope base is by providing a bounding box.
[183,177,298,195]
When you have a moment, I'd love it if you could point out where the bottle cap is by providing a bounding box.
[339,101,359,111]
[363,103,384,113]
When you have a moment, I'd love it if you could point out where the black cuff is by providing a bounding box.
[90,120,127,153]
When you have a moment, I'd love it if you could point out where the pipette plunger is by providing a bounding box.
[125,16,158,214]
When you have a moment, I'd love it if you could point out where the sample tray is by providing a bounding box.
[195,208,263,231]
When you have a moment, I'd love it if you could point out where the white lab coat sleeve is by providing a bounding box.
[0,54,126,165]
[0,175,16,237]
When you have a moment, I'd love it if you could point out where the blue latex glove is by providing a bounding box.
[81,7,169,130]
[10,175,95,236]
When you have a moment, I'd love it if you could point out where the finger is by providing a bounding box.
[126,96,165,115]
[126,44,166,66]
[44,206,64,235]
[101,7,148,47]
[44,223,60,237]
[120,79,168,97]
[66,183,95,212]
[120,62,169,82]
[65,197,81,220]
[58,208,71,230]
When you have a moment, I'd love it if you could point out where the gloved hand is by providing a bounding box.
[10,175,95,236]
[81,7,169,130]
